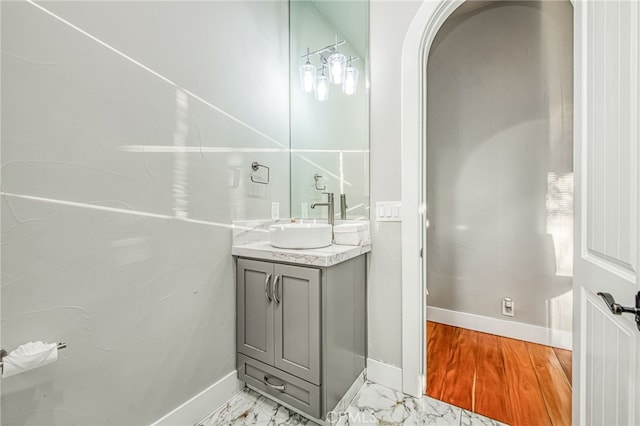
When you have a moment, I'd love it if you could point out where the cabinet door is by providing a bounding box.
[273,264,321,385]
[237,259,274,365]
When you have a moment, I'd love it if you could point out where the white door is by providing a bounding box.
[574,1,640,424]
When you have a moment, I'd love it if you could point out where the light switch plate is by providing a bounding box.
[271,202,280,220]
[376,202,402,222]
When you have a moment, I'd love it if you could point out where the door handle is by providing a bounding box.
[263,375,286,392]
[273,275,281,304]
[264,273,272,303]
[596,291,640,331]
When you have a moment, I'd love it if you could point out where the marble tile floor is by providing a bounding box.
[197,381,507,426]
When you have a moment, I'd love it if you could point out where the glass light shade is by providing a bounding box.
[299,62,316,93]
[315,74,329,101]
[343,66,359,95]
[327,51,346,84]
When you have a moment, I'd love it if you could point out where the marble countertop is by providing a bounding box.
[232,241,370,267]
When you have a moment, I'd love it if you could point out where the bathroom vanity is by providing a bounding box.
[232,222,369,420]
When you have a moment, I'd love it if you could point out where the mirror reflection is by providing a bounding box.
[290,0,370,220]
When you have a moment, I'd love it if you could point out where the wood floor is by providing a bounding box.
[426,321,572,426]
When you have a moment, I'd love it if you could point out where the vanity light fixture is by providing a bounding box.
[327,50,347,85]
[343,57,359,95]
[315,66,329,102]
[300,48,316,93]
[300,37,360,100]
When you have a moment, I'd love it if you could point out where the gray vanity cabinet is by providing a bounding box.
[235,255,366,420]
[273,264,321,383]
[237,259,321,383]
[236,260,275,366]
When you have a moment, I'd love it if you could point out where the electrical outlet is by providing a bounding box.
[502,297,514,316]
[271,202,280,220]
[301,203,309,219]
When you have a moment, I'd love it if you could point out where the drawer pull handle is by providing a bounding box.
[273,275,281,304]
[264,273,272,303]
[263,375,286,392]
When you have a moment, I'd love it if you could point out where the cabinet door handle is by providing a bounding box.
[264,273,272,303]
[273,275,281,304]
[263,375,286,392]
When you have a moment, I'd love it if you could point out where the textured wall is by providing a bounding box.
[426,1,573,331]
[1,1,289,424]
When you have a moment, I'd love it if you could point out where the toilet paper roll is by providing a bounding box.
[1,341,58,378]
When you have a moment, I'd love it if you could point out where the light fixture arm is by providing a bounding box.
[301,39,360,70]
[303,47,312,64]
[347,56,360,65]
[301,39,346,59]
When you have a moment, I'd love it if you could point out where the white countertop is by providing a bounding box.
[232,241,371,267]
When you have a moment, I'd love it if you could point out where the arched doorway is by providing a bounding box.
[400,1,640,425]
[399,0,573,398]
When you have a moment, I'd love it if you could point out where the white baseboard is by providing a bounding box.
[366,358,403,392]
[427,307,572,350]
[151,370,242,426]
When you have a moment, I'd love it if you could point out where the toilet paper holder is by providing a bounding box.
[0,342,67,374]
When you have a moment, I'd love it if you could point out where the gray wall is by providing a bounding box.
[426,2,573,332]
[368,0,422,368]
[1,1,289,425]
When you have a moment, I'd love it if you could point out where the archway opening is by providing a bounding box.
[423,1,573,423]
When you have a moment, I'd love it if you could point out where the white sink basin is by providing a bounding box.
[269,223,332,249]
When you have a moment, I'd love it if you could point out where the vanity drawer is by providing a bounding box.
[237,353,321,419]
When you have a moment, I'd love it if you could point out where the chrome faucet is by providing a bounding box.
[340,194,348,220]
[311,192,335,242]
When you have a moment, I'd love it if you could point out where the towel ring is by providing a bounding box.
[250,162,270,185]
[314,173,326,191]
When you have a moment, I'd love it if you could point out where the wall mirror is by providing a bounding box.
[289,0,370,220]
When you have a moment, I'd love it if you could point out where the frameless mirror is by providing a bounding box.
[289,0,370,220]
